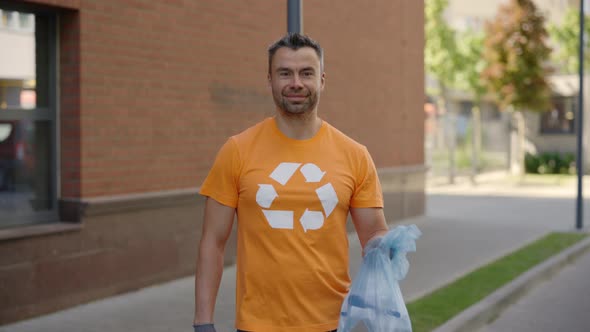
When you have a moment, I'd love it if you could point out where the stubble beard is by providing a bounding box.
[273,88,320,118]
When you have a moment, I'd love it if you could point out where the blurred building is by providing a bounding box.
[445,0,578,31]
[0,0,425,324]
[427,0,586,176]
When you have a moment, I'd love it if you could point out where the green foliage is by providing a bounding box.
[481,0,553,112]
[524,151,576,174]
[455,30,487,101]
[548,8,590,74]
[425,0,463,89]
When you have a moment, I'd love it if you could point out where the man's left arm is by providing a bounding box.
[350,207,389,250]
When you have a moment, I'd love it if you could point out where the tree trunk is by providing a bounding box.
[470,105,482,184]
[440,84,456,184]
[510,110,526,176]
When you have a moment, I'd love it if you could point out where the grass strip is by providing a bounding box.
[407,232,588,332]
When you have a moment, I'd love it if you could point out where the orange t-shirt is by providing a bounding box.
[200,117,383,332]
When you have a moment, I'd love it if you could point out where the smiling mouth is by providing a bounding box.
[285,95,307,100]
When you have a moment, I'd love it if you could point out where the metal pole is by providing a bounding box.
[287,0,303,33]
[576,0,585,230]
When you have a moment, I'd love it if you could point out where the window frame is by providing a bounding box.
[0,1,58,227]
[539,96,576,135]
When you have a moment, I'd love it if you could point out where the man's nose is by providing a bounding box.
[289,74,304,89]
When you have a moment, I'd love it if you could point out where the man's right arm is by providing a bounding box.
[194,197,236,325]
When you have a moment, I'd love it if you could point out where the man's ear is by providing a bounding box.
[267,73,272,88]
[320,72,326,91]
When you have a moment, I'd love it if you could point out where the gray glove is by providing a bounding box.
[193,323,216,332]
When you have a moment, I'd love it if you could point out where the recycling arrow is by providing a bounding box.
[316,183,338,217]
[299,209,324,232]
[256,184,278,208]
[270,162,301,185]
[300,163,326,183]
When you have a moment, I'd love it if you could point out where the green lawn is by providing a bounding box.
[407,232,588,332]
[429,148,508,175]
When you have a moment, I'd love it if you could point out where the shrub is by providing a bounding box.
[524,152,576,174]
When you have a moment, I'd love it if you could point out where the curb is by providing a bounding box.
[433,233,590,332]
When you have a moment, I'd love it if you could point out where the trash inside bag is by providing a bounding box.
[338,225,421,332]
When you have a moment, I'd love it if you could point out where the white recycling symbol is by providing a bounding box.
[256,162,338,232]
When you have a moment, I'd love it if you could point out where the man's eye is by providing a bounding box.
[303,71,314,77]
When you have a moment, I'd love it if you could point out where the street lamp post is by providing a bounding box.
[576,0,585,230]
[287,0,302,33]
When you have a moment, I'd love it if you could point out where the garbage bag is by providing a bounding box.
[338,224,421,332]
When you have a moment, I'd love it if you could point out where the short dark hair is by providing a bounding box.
[267,33,324,73]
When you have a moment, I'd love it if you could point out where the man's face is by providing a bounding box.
[268,47,325,116]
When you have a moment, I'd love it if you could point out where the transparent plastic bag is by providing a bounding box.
[338,224,421,332]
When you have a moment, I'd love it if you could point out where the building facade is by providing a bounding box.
[0,0,425,323]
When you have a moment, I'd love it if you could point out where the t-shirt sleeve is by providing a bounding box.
[199,138,240,208]
[350,146,384,208]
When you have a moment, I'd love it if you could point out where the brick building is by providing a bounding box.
[0,0,425,323]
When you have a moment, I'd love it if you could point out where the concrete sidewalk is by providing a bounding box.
[1,173,588,332]
[478,248,590,332]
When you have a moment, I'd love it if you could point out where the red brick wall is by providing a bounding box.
[25,0,423,198]
[75,1,285,197]
[306,1,425,168]
[0,0,425,323]
[0,198,211,323]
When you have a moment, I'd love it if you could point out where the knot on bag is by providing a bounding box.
[370,224,421,281]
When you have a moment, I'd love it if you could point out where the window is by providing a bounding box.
[0,4,57,228]
[540,96,576,135]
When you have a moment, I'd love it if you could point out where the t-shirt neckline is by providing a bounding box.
[269,117,326,145]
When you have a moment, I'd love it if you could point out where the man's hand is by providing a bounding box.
[362,234,383,256]
[193,323,216,332]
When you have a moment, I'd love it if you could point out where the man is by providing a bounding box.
[194,33,389,332]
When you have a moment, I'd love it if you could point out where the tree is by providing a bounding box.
[481,0,553,174]
[455,30,487,180]
[548,8,590,74]
[425,0,462,90]
[425,0,464,183]
[456,31,487,101]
